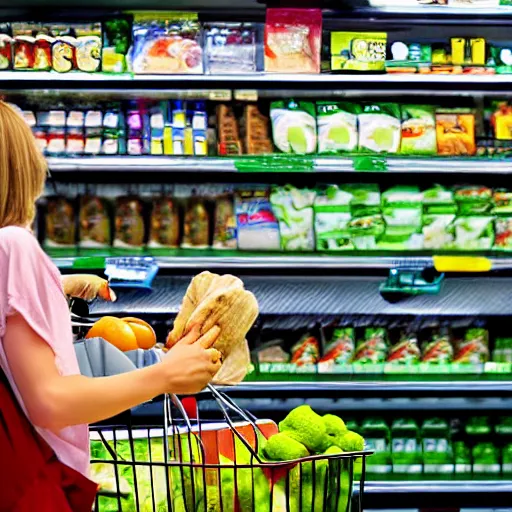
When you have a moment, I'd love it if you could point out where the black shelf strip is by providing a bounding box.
[89,274,512,317]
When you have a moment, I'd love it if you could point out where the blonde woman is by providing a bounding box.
[0,101,221,511]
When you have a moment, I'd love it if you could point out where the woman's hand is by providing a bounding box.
[62,274,116,302]
[162,324,222,395]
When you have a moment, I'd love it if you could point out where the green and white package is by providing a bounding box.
[454,216,494,250]
[270,100,317,154]
[270,185,316,251]
[345,183,381,217]
[348,214,385,250]
[317,102,360,154]
[400,105,437,155]
[422,185,457,250]
[359,103,401,154]
[314,185,355,251]
[380,186,423,250]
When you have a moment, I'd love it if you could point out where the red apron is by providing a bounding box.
[0,371,98,512]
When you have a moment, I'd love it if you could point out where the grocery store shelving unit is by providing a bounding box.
[11,0,512,508]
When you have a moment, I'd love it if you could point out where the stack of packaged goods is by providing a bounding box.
[253,323,512,379]
[354,415,512,481]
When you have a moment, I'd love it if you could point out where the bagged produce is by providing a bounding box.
[270,185,316,251]
[317,101,360,153]
[353,328,388,363]
[400,105,437,155]
[436,110,476,156]
[422,185,456,250]
[166,271,259,385]
[314,185,355,251]
[453,327,489,363]
[235,187,281,251]
[358,103,401,153]
[270,99,317,154]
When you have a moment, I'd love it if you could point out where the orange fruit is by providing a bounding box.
[122,317,157,350]
[86,316,138,352]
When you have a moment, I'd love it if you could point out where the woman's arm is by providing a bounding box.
[4,312,221,431]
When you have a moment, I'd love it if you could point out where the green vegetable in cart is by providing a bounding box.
[279,405,328,453]
[334,431,365,452]
[270,100,317,154]
[323,414,348,440]
[358,103,401,153]
[400,105,437,155]
[317,101,360,153]
[264,433,310,461]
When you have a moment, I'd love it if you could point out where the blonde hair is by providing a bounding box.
[0,101,47,229]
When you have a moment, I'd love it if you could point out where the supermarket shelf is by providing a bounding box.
[6,72,512,92]
[219,381,512,394]
[359,480,512,509]
[89,275,512,317]
[45,155,512,174]
[54,253,512,271]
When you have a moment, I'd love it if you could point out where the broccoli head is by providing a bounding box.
[324,415,347,438]
[264,432,309,461]
[334,431,365,452]
[279,405,327,453]
[324,445,344,456]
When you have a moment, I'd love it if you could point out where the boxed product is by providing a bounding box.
[270,185,316,251]
[264,8,322,73]
[217,104,242,156]
[358,103,401,153]
[102,17,132,73]
[314,185,354,251]
[235,187,281,251]
[400,105,437,155]
[131,12,203,74]
[243,104,273,155]
[270,99,317,154]
[380,186,423,250]
[436,110,476,156]
[330,31,387,72]
[317,101,360,154]
[204,22,258,74]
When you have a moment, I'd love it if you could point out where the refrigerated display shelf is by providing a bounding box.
[45,155,512,174]
[88,275,512,317]
[6,72,512,90]
[54,253,512,271]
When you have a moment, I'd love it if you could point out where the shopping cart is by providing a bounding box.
[90,385,372,512]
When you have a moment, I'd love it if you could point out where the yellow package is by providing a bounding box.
[436,112,476,156]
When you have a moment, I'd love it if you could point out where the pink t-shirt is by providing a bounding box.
[0,226,90,476]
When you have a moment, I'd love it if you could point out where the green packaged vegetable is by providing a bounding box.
[400,105,437,155]
[353,328,388,364]
[314,185,354,251]
[455,186,493,215]
[453,216,494,250]
[348,214,386,250]
[380,186,423,250]
[359,103,401,153]
[270,100,317,154]
[422,185,457,250]
[317,101,360,153]
[270,185,316,251]
[102,17,132,73]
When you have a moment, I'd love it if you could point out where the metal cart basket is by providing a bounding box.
[90,386,372,512]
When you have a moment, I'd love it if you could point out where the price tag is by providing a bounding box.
[208,90,232,101]
[234,90,259,102]
[433,256,492,273]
